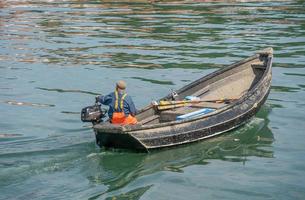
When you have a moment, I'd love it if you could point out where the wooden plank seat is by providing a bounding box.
[251,62,266,69]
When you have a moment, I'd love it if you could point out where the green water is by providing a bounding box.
[1,1,305,199]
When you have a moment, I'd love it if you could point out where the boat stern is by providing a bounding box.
[93,123,148,151]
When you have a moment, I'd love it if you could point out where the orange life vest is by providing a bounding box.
[111,91,137,125]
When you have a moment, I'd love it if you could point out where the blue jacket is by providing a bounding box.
[97,91,137,119]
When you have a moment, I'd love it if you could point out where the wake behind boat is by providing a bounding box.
[82,48,273,152]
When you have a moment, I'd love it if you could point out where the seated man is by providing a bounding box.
[96,80,138,125]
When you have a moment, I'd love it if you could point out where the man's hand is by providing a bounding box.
[95,96,100,103]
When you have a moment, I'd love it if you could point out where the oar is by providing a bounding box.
[155,98,238,111]
[158,98,237,106]
[156,103,191,111]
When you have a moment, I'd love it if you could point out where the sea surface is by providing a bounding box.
[1,0,305,199]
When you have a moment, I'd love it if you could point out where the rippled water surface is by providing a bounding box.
[1,0,305,199]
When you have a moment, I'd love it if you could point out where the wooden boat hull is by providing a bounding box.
[94,48,273,152]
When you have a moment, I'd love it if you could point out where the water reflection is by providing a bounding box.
[284,73,305,77]
[2,100,55,108]
[271,85,301,93]
[36,87,100,95]
[2,0,303,69]
[131,77,174,85]
[0,133,23,139]
[86,116,273,199]
[104,185,152,200]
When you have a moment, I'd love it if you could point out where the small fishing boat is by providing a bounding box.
[87,48,273,152]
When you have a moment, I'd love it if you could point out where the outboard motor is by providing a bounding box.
[81,103,107,124]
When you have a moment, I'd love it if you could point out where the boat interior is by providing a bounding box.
[136,55,268,126]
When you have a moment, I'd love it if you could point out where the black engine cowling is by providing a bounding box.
[81,104,107,123]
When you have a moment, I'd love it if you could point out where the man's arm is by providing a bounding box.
[96,93,112,106]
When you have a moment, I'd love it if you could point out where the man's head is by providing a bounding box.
[116,80,126,91]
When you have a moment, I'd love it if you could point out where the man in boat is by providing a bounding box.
[96,80,138,125]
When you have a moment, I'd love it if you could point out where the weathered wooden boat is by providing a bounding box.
[92,48,273,152]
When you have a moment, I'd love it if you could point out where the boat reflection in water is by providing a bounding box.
[85,110,274,199]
